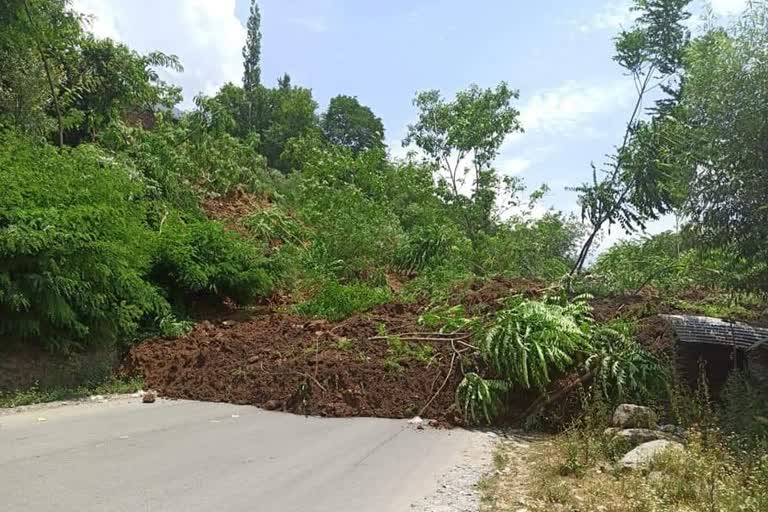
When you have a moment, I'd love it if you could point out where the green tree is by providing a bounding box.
[242,0,262,93]
[570,0,692,274]
[321,95,385,154]
[404,82,522,236]
[675,5,768,288]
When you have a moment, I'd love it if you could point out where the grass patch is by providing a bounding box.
[295,281,390,322]
[385,336,436,369]
[0,377,144,409]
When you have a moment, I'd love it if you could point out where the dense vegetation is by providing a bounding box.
[2,0,767,484]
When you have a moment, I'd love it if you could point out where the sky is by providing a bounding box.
[72,0,748,250]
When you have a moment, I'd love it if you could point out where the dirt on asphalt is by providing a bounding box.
[121,276,766,424]
[123,303,468,424]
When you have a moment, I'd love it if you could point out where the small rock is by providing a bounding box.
[263,399,282,411]
[620,439,684,469]
[659,424,686,437]
[231,414,240,419]
[142,391,157,403]
[408,416,423,425]
[89,395,105,402]
[608,428,680,448]
[37,417,47,422]
[486,431,498,438]
[427,419,440,428]
[612,404,658,429]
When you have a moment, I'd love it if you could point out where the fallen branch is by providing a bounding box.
[419,348,457,417]
[520,369,596,421]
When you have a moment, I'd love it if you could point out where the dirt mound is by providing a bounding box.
[123,305,465,424]
[453,276,545,313]
[200,189,269,235]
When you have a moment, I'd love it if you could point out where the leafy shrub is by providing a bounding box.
[295,281,390,321]
[394,224,469,274]
[295,180,404,280]
[472,213,581,279]
[587,325,665,403]
[153,216,273,306]
[456,372,510,425]
[244,206,306,246]
[481,296,592,391]
[0,137,169,350]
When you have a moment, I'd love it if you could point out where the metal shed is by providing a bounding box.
[660,314,768,391]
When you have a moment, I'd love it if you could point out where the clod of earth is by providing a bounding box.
[122,305,466,423]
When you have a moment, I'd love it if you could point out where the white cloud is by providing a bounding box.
[498,158,531,175]
[288,16,329,33]
[574,0,636,33]
[709,0,748,15]
[509,80,635,144]
[72,0,246,106]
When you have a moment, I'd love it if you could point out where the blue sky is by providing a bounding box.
[73,0,747,248]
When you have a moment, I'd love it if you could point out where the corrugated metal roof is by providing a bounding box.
[660,314,768,352]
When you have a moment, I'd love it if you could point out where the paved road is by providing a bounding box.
[0,397,486,512]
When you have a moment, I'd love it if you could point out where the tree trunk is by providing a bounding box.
[23,0,64,148]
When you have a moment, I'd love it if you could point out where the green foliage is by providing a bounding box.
[570,0,693,273]
[589,231,765,294]
[456,372,510,425]
[386,337,435,367]
[244,206,305,246]
[295,179,404,280]
[0,376,144,408]
[0,136,168,350]
[0,134,272,350]
[295,281,390,321]
[586,325,665,403]
[674,8,768,289]
[242,0,262,91]
[404,83,523,236]
[482,296,592,391]
[153,216,273,306]
[321,94,385,154]
[394,224,468,274]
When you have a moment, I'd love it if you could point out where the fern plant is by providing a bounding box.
[587,325,664,403]
[482,296,592,391]
[456,372,510,425]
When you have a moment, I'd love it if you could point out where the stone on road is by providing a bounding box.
[0,397,489,512]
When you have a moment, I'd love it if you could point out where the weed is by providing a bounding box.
[335,337,355,351]
[295,281,390,322]
[0,377,144,409]
[386,336,435,365]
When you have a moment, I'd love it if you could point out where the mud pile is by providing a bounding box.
[124,304,466,423]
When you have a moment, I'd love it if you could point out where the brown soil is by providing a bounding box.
[200,188,269,235]
[123,304,466,424]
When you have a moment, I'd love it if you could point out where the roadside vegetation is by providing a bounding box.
[2,0,768,508]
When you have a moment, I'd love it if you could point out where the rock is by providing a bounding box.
[620,440,683,469]
[408,416,423,425]
[142,391,156,403]
[612,404,658,429]
[263,399,282,411]
[659,424,686,437]
[605,428,680,448]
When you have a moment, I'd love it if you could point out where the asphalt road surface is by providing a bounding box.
[0,397,487,511]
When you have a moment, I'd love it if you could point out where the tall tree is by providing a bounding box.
[321,95,385,154]
[675,5,768,288]
[404,83,522,236]
[242,0,262,93]
[570,0,692,274]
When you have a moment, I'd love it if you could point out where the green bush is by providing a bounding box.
[0,137,168,350]
[0,134,274,351]
[295,281,390,321]
[153,216,273,306]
